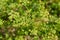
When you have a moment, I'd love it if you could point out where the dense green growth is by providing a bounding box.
[0,0,60,40]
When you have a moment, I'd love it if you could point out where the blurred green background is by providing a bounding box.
[0,0,60,40]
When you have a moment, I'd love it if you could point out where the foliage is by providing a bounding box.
[0,0,60,40]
